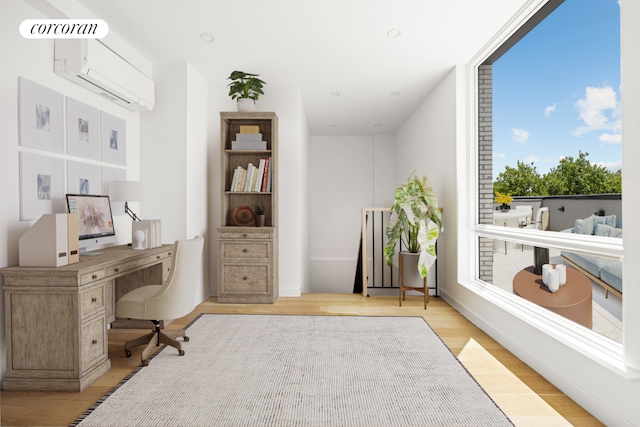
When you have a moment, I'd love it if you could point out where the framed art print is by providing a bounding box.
[19,152,65,220]
[66,97,100,160]
[19,77,64,153]
[100,111,126,165]
[67,160,100,195]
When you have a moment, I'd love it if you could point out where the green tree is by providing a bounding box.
[493,161,546,196]
[543,151,610,195]
[604,169,622,193]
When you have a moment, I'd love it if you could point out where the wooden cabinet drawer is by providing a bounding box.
[221,264,270,294]
[219,230,272,240]
[81,316,107,373]
[81,269,106,285]
[220,241,270,261]
[81,283,105,320]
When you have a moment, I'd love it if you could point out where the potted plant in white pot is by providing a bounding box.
[384,171,443,280]
[227,70,266,112]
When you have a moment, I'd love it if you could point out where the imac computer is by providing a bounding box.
[66,194,117,255]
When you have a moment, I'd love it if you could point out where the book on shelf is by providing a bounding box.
[231,140,267,150]
[235,167,247,192]
[266,156,272,192]
[239,125,260,134]
[244,163,256,192]
[230,166,240,192]
[261,157,270,192]
[255,159,266,192]
[235,133,262,141]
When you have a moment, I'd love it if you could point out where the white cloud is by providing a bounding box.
[595,160,622,172]
[544,103,556,117]
[523,155,539,163]
[599,133,622,144]
[512,128,530,143]
[494,152,507,158]
[573,86,621,136]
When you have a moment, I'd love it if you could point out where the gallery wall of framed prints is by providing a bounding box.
[18,77,127,220]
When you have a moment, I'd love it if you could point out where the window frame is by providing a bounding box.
[458,0,631,375]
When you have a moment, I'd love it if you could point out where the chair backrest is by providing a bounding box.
[145,235,204,320]
[540,207,550,230]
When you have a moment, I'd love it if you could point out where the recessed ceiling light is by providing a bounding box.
[330,124,338,128]
[387,28,401,38]
[373,123,382,127]
[391,91,401,96]
[331,92,341,97]
[200,33,214,43]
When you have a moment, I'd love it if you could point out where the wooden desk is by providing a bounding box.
[513,265,592,328]
[0,244,173,392]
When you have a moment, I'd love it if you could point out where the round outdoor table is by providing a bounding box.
[513,265,592,328]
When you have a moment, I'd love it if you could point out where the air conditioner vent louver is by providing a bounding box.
[54,39,154,112]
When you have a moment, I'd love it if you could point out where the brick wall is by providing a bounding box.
[478,64,493,282]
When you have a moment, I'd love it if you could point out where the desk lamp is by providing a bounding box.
[108,180,143,221]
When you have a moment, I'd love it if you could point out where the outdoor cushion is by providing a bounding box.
[592,214,616,228]
[574,216,594,235]
[600,262,623,294]
[561,250,612,279]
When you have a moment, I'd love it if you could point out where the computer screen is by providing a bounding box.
[66,194,116,254]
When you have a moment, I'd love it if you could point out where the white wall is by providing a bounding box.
[309,135,394,293]
[140,62,209,302]
[0,0,142,381]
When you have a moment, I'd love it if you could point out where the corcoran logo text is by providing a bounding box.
[20,19,109,39]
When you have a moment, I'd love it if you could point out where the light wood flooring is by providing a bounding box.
[1,294,604,427]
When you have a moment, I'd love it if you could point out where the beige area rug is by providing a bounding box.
[72,314,513,427]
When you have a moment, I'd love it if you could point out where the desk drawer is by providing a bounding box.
[81,284,105,320]
[107,253,169,277]
[81,269,106,285]
[81,316,107,373]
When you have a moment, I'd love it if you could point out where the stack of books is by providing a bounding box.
[229,158,272,192]
[231,125,267,150]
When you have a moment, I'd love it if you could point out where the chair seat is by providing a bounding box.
[116,285,162,319]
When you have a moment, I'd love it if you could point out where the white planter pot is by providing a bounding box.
[237,98,255,112]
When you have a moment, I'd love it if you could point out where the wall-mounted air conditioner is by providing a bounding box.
[54,39,155,112]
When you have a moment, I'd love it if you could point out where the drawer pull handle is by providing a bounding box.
[243,276,248,281]
[243,249,248,253]
[114,268,120,273]
[92,274,98,280]
[91,297,97,303]
[243,233,247,237]
[92,339,98,345]
[157,255,161,259]
[168,252,172,256]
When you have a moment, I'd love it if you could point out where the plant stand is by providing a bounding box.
[399,252,428,309]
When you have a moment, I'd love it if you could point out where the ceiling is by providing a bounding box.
[73,0,527,136]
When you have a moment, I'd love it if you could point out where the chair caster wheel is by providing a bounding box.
[141,360,149,367]
[179,350,185,356]
[125,350,132,358]
[183,336,190,342]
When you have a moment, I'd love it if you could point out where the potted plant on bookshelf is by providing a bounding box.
[384,171,443,281]
[227,70,266,112]
[255,203,266,227]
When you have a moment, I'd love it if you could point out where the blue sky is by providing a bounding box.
[492,0,621,180]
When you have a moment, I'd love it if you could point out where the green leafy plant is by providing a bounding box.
[255,203,265,215]
[227,70,266,101]
[384,171,443,278]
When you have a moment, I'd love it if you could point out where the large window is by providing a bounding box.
[475,0,623,343]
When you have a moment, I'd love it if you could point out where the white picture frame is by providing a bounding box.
[67,161,100,195]
[19,77,64,153]
[100,111,126,165]
[66,97,100,160]
[19,152,65,220]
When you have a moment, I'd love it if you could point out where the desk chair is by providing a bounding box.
[116,235,204,366]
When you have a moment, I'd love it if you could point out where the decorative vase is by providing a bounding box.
[255,215,265,227]
[499,204,511,212]
[237,98,255,112]
[533,246,549,275]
